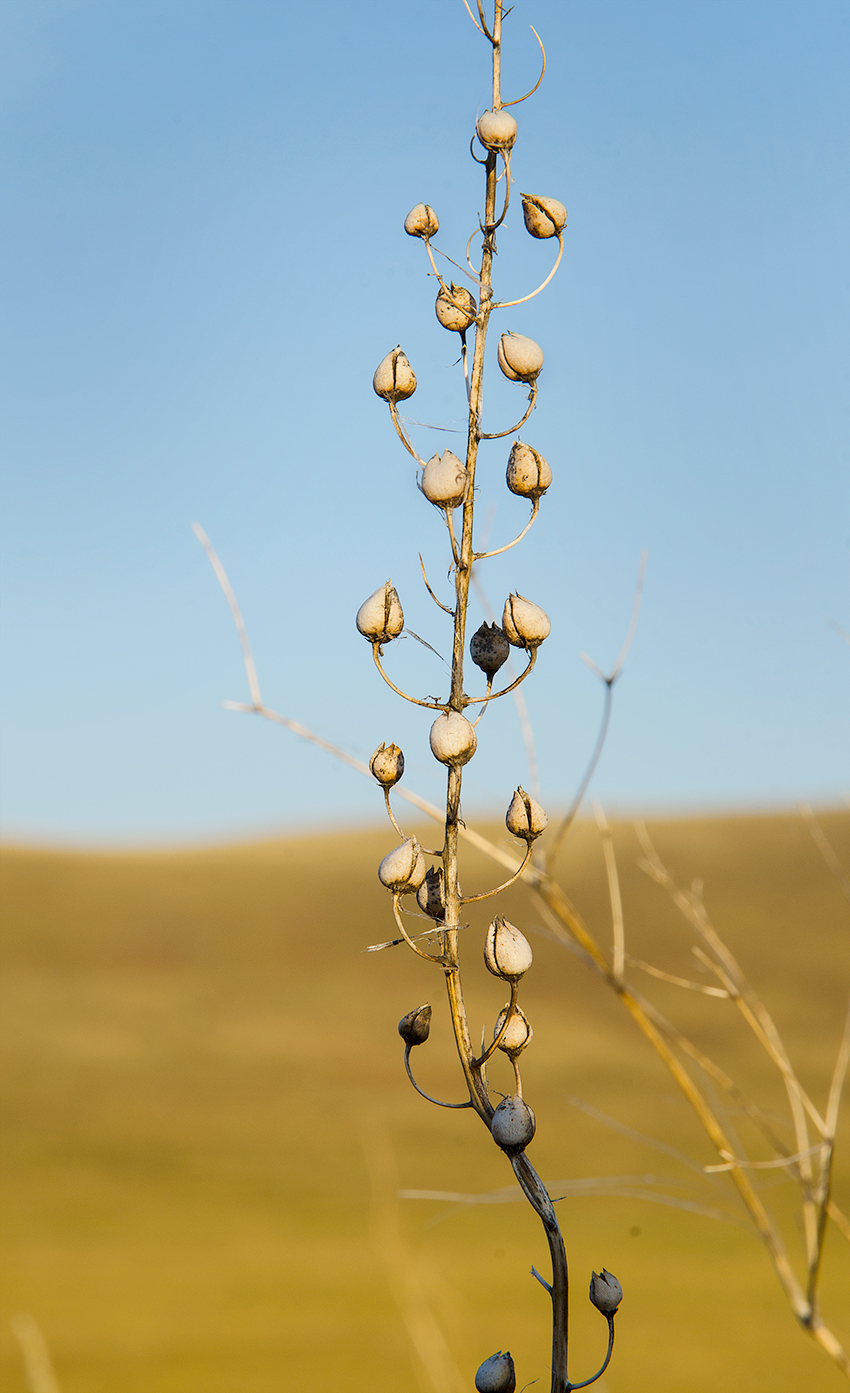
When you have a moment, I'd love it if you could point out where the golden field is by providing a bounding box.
[1,809,848,1391]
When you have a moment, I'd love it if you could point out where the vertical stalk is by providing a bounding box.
[439,6,572,1390]
[513,1153,570,1391]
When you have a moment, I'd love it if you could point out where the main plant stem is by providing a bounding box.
[440,5,571,1389]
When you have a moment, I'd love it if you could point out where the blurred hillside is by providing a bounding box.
[1,809,848,1391]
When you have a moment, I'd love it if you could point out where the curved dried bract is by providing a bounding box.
[502,25,547,108]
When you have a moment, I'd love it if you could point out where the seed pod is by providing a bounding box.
[356,582,404,645]
[398,1003,432,1047]
[484,916,533,981]
[505,787,548,841]
[491,1094,536,1153]
[416,866,445,920]
[435,281,477,333]
[372,346,417,402]
[470,622,510,678]
[506,440,552,500]
[378,837,427,893]
[498,332,544,383]
[429,711,477,767]
[420,451,468,509]
[589,1269,623,1314]
[370,742,405,787]
[521,193,567,239]
[476,108,518,151]
[502,593,550,649]
[404,203,439,238]
[475,1351,516,1393]
[494,1004,532,1058]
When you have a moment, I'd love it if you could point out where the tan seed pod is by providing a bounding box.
[469,621,510,677]
[505,786,548,841]
[506,440,552,499]
[378,837,427,893]
[404,203,439,238]
[484,916,533,981]
[491,1094,536,1153]
[372,346,417,402]
[429,710,477,767]
[475,1351,517,1393]
[521,193,567,239]
[435,281,477,333]
[369,742,405,787]
[420,451,468,509]
[494,1004,533,1057]
[502,593,550,649]
[498,332,544,383]
[356,582,404,644]
[476,108,518,151]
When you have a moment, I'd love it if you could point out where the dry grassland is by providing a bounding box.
[1,810,848,1390]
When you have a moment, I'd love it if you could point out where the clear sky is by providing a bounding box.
[1,0,848,845]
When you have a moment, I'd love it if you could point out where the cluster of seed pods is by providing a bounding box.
[353,14,621,1388]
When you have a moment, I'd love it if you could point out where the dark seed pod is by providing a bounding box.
[398,1003,432,1047]
[589,1269,623,1314]
[470,622,510,677]
[416,866,445,920]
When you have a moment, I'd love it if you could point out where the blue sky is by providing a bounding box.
[1,0,848,844]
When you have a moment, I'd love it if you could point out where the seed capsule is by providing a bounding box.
[505,787,548,841]
[370,742,405,787]
[435,281,477,333]
[498,332,544,384]
[589,1269,623,1314]
[494,1004,532,1058]
[521,193,567,239]
[429,711,477,767]
[506,440,552,500]
[469,622,510,678]
[398,1003,432,1047]
[502,593,550,649]
[404,203,439,238]
[475,1351,516,1393]
[420,451,468,509]
[484,916,533,981]
[491,1095,536,1153]
[378,837,427,893]
[372,346,417,402]
[476,108,518,151]
[416,866,445,920]
[356,582,404,645]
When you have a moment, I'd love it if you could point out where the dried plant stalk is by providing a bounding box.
[197,0,849,1382]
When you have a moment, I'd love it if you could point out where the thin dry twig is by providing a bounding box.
[625,953,730,997]
[192,523,262,707]
[705,1144,824,1174]
[799,802,850,905]
[419,553,454,616]
[361,1121,467,1393]
[594,801,624,981]
[10,1315,62,1393]
[546,550,647,864]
